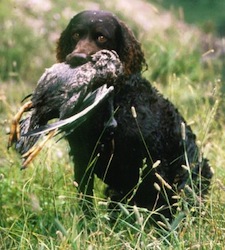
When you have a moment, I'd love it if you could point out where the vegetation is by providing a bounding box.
[1,0,225,249]
[151,0,225,35]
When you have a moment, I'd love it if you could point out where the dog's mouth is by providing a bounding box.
[66,52,91,67]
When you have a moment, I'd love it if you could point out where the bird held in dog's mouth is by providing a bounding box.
[8,50,123,169]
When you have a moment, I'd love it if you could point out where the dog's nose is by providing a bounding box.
[66,52,90,66]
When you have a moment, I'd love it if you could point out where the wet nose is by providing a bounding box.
[66,52,90,66]
[66,39,99,66]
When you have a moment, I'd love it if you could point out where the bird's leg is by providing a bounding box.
[8,100,33,148]
[21,129,57,169]
[104,95,117,131]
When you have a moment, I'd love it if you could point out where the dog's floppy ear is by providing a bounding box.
[118,21,147,75]
[56,22,74,62]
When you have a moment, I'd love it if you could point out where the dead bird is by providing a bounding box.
[8,50,123,168]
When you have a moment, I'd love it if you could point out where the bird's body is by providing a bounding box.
[31,49,122,123]
[13,50,122,155]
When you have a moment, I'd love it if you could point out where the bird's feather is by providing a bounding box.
[23,85,114,136]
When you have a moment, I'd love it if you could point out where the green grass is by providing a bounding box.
[1,0,225,249]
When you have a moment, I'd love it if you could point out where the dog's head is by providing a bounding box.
[56,10,146,74]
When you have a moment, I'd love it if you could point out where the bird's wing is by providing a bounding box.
[22,84,114,137]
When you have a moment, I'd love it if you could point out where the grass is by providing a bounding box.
[1,0,225,249]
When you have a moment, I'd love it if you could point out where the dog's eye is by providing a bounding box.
[97,35,107,43]
[73,33,80,41]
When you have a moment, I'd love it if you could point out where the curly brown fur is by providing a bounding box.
[118,20,147,74]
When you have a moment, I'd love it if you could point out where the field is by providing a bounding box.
[1,0,225,249]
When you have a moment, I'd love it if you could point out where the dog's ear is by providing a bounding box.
[118,21,147,75]
[56,24,74,62]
